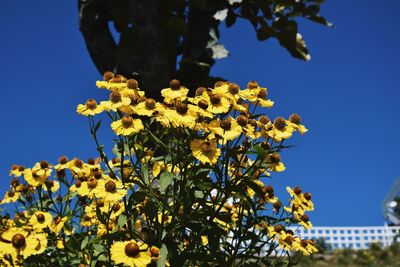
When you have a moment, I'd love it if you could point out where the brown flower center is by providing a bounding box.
[45,180,54,188]
[247,81,259,89]
[300,239,309,248]
[74,159,84,168]
[127,79,138,89]
[289,114,302,125]
[236,115,248,126]
[284,236,293,245]
[40,160,49,169]
[274,117,286,130]
[18,165,25,172]
[105,181,117,193]
[258,115,270,125]
[220,119,231,130]
[258,88,267,99]
[228,83,239,94]
[145,99,156,110]
[87,178,98,189]
[268,153,281,163]
[110,75,125,83]
[301,214,309,222]
[196,87,206,96]
[85,99,97,110]
[125,242,140,257]
[8,190,15,197]
[150,247,160,257]
[58,156,68,164]
[293,186,302,195]
[273,201,282,210]
[110,91,122,103]
[210,94,221,105]
[137,96,147,104]
[11,164,18,170]
[304,192,312,200]
[263,185,274,195]
[200,142,212,153]
[54,216,62,225]
[122,116,134,128]
[36,213,45,223]
[176,103,188,114]
[169,79,181,90]
[198,99,209,110]
[113,203,121,212]
[11,234,26,249]
[274,224,285,233]
[103,71,114,81]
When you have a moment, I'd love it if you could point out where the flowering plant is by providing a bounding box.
[1,73,316,266]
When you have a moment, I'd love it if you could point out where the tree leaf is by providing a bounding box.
[159,171,174,193]
[157,244,168,267]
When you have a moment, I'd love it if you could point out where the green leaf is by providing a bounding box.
[93,120,102,133]
[93,244,105,255]
[157,244,168,267]
[81,236,89,250]
[112,144,121,158]
[118,214,127,227]
[141,165,149,184]
[253,145,266,159]
[159,171,174,193]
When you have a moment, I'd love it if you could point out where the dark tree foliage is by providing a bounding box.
[78,0,331,99]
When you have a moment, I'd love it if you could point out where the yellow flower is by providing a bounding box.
[264,117,294,142]
[288,113,308,134]
[161,79,189,104]
[101,90,131,112]
[66,158,89,176]
[53,156,69,170]
[163,103,197,128]
[110,240,151,267]
[43,180,60,193]
[190,139,221,165]
[265,153,286,172]
[0,228,44,259]
[76,99,104,116]
[1,190,20,204]
[96,178,127,202]
[278,231,300,251]
[111,116,144,136]
[50,216,68,235]
[75,177,102,198]
[23,169,47,187]
[134,98,164,117]
[29,211,53,230]
[208,117,242,140]
[295,239,318,256]
[96,73,128,91]
[9,165,25,177]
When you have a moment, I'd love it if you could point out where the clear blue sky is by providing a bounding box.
[0,1,399,226]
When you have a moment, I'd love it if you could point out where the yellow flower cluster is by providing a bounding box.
[0,73,315,266]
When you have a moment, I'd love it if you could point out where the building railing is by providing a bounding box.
[292,226,400,250]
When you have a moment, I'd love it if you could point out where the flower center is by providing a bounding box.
[198,99,209,110]
[18,165,25,172]
[74,159,84,168]
[11,234,26,249]
[110,91,122,103]
[59,156,68,164]
[268,153,281,163]
[220,119,231,130]
[274,117,286,130]
[113,203,121,212]
[301,214,309,222]
[105,181,117,193]
[210,94,221,105]
[127,79,138,89]
[289,114,302,125]
[150,247,160,258]
[247,81,259,89]
[258,88,267,99]
[103,71,114,81]
[200,142,212,153]
[54,216,62,225]
[87,178,98,189]
[304,192,312,200]
[145,99,156,110]
[8,190,15,197]
[196,87,206,96]
[236,115,248,126]
[176,103,188,114]
[228,83,239,94]
[284,235,293,245]
[40,160,49,169]
[258,115,270,125]
[274,224,285,233]
[300,239,309,248]
[85,99,97,110]
[122,116,134,128]
[293,186,302,195]
[169,79,181,90]
[125,242,140,257]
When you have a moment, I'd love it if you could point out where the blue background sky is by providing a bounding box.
[0,0,399,226]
